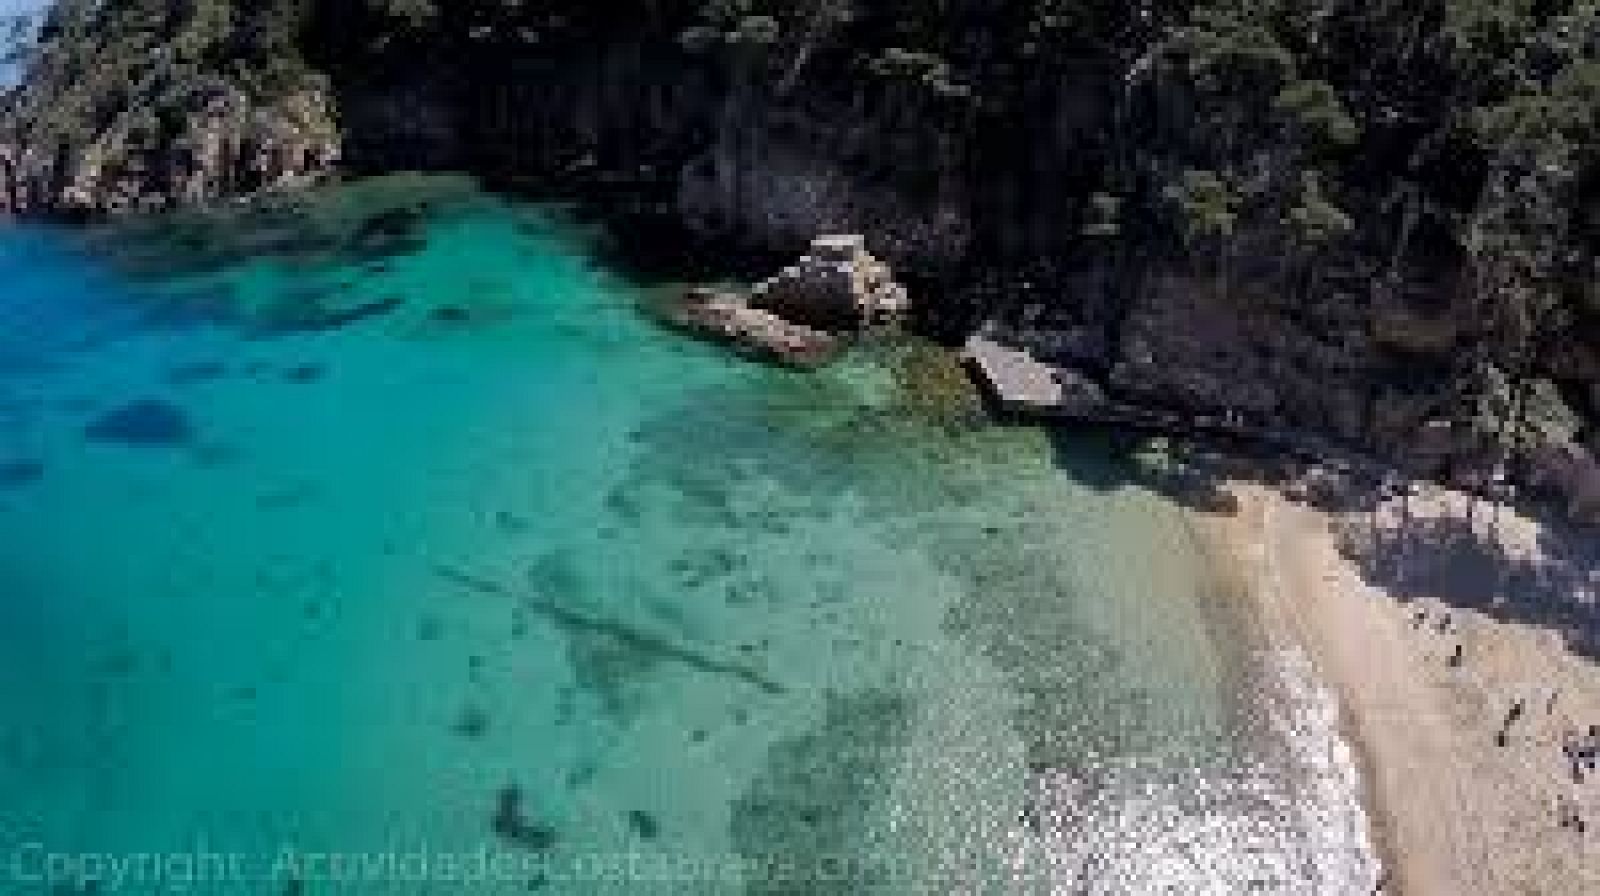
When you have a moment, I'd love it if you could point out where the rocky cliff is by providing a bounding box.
[1,85,338,215]
[4,0,1599,521]
[0,1,340,216]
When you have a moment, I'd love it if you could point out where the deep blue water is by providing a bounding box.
[0,176,1377,894]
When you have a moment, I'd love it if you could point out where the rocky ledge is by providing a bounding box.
[670,288,840,368]
[669,234,909,368]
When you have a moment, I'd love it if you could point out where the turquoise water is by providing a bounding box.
[0,176,1376,894]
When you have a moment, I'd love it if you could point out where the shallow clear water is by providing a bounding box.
[0,176,1376,894]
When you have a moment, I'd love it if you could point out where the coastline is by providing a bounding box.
[1202,481,1600,895]
[1205,487,1440,894]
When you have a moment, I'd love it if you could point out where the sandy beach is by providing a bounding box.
[1207,479,1600,895]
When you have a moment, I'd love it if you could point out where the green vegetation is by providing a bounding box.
[10,0,320,135]
[9,1,1596,258]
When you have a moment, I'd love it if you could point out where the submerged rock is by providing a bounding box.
[345,207,427,259]
[491,785,557,851]
[166,361,229,385]
[626,809,660,840]
[452,704,490,740]
[256,295,405,335]
[729,690,914,890]
[0,460,44,488]
[429,306,474,325]
[84,400,194,445]
[419,292,522,332]
[494,509,531,534]
[282,363,327,384]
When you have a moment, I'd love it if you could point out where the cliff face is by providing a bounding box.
[675,95,976,268]
[455,49,1115,272]
[1,85,339,215]
[0,0,342,215]
[371,43,983,269]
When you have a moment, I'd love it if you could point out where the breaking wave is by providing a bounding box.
[1003,648,1381,894]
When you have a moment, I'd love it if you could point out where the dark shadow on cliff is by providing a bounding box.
[1336,498,1600,659]
[564,203,794,289]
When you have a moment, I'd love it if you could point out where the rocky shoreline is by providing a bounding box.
[3,2,1598,530]
[1,85,340,217]
[9,142,1598,530]
[659,223,1600,533]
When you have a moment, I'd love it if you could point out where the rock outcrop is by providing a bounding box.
[1,84,339,216]
[669,287,840,368]
[749,234,910,330]
[669,234,909,367]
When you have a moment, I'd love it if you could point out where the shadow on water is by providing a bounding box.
[555,201,794,290]
[1044,426,1257,517]
[1048,415,1600,663]
[82,174,476,281]
[73,174,486,336]
[137,273,406,338]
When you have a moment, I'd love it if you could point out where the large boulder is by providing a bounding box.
[749,234,910,330]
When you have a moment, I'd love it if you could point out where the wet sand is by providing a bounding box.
[1212,482,1600,895]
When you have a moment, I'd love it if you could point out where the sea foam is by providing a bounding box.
[1001,647,1381,894]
